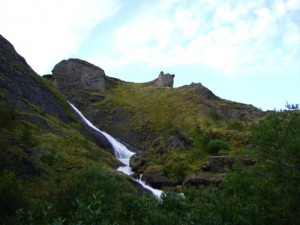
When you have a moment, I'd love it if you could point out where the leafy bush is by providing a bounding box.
[164,162,188,183]
[206,139,230,154]
[251,111,300,223]
[0,171,29,224]
[56,166,133,218]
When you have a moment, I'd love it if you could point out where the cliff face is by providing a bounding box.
[52,58,106,103]
[0,35,72,122]
[0,34,116,182]
[145,71,175,87]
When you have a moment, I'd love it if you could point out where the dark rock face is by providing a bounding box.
[142,172,178,188]
[183,173,224,187]
[52,59,106,101]
[0,34,114,177]
[0,34,72,123]
[129,153,145,172]
[202,156,257,173]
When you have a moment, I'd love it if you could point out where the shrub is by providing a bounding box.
[164,162,188,183]
[56,166,127,216]
[0,171,29,223]
[206,139,230,154]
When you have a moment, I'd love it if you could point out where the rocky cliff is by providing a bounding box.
[51,58,106,103]
[145,71,175,87]
[0,34,116,182]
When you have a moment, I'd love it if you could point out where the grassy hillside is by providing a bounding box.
[0,34,136,224]
[77,78,263,180]
[1,34,299,225]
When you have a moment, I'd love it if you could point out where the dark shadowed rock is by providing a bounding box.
[0,34,115,179]
[52,59,106,101]
[0,34,73,123]
[183,173,225,187]
[202,156,257,173]
[142,172,178,188]
[129,153,145,172]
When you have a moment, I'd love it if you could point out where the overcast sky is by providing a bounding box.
[1,0,299,110]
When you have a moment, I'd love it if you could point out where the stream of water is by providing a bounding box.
[69,102,163,198]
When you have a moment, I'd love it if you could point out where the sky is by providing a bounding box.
[0,0,299,110]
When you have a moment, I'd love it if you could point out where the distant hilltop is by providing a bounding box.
[44,59,176,101]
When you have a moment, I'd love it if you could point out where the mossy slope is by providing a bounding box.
[73,74,264,179]
[0,34,126,204]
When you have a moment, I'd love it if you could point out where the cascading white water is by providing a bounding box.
[69,102,163,198]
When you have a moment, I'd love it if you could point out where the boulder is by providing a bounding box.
[142,172,178,188]
[202,156,257,173]
[129,153,145,172]
[183,173,224,187]
[52,58,106,100]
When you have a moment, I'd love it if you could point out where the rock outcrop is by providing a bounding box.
[202,156,257,173]
[0,34,114,178]
[129,153,145,172]
[183,173,225,187]
[156,71,175,87]
[0,34,72,123]
[146,71,175,87]
[179,82,264,120]
[52,59,106,101]
[142,172,178,188]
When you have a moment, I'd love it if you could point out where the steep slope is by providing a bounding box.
[49,59,265,186]
[0,34,123,203]
[50,59,264,150]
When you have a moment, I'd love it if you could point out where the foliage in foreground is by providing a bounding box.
[1,110,300,225]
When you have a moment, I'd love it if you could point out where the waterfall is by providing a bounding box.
[69,102,163,198]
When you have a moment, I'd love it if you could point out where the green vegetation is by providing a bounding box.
[206,139,230,154]
[6,110,297,225]
[2,34,298,224]
[84,81,255,177]
[0,92,120,224]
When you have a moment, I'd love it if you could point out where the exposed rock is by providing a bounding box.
[156,71,175,87]
[179,82,264,121]
[142,172,178,188]
[183,173,225,187]
[146,71,175,87]
[129,153,145,172]
[0,34,115,178]
[52,58,106,101]
[80,121,113,153]
[201,162,211,171]
[202,156,257,173]
[0,34,73,123]
[179,82,219,105]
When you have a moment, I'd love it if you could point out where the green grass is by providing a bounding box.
[81,80,260,181]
